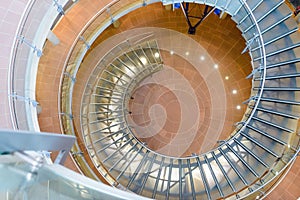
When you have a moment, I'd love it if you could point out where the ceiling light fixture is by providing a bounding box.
[140,57,147,65]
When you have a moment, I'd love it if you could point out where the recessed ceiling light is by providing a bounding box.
[140,57,147,65]
[236,105,241,110]
[185,51,189,56]
[225,76,229,80]
[170,50,174,55]
[200,55,205,61]
[214,64,218,69]
[232,89,237,94]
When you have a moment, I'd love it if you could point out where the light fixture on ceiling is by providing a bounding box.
[140,57,147,65]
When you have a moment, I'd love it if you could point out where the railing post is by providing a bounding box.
[53,0,65,15]
[10,92,39,107]
[17,35,43,57]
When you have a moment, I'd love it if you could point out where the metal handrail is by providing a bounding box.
[240,147,300,199]
[58,0,122,182]
[8,0,68,131]
[81,36,161,185]
[8,0,36,130]
[58,0,300,198]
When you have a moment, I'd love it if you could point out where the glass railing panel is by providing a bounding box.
[0,154,149,200]
[10,0,72,130]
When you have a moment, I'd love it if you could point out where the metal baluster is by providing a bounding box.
[211,152,236,193]
[108,142,138,172]
[152,157,165,199]
[238,0,263,25]
[126,150,150,189]
[90,122,125,134]
[241,131,280,157]
[243,0,285,33]
[219,148,249,186]
[116,146,144,180]
[96,132,130,153]
[187,159,196,200]
[196,157,211,200]
[165,159,173,200]
[204,155,224,198]
[178,160,183,200]
[233,138,269,168]
[251,28,298,51]
[225,143,259,177]
[254,43,300,62]
[102,138,135,163]
[116,58,137,75]
[110,63,133,79]
[92,94,124,100]
[92,128,127,144]
[138,154,157,194]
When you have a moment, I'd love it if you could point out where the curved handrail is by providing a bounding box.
[8,0,68,131]
[58,0,122,182]
[83,0,269,161]
[59,0,300,199]
[8,0,36,130]
[241,147,300,199]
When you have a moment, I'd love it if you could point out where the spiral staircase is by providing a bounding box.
[74,0,300,199]
[2,0,300,199]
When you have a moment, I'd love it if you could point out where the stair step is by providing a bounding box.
[241,129,281,157]
[254,87,300,91]
[242,0,284,34]
[256,72,300,81]
[253,42,300,62]
[254,106,299,119]
[251,116,294,133]
[251,27,298,53]
[260,97,300,105]
[247,124,286,145]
